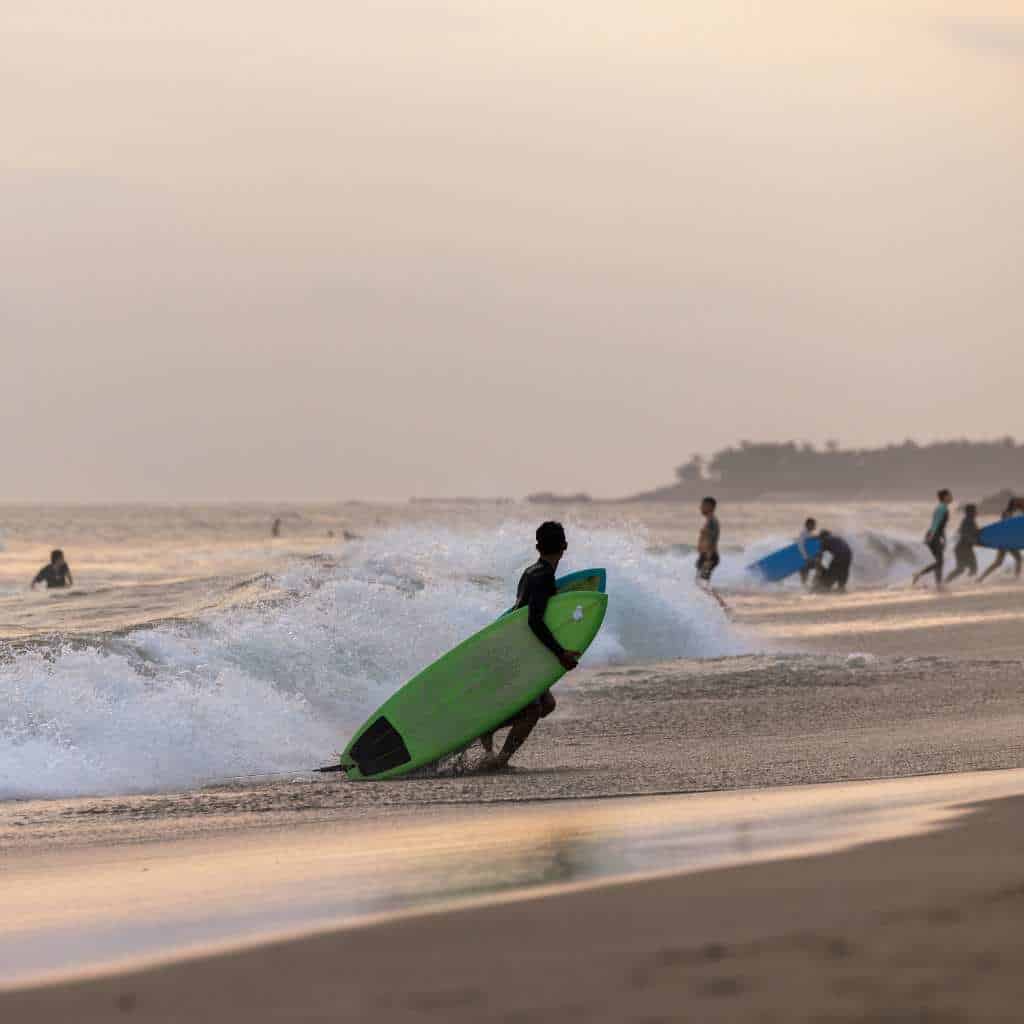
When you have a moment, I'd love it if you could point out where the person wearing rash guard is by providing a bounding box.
[813,530,852,592]
[946,503,981,583]
[979,496,1024,583]
[913,488,953,590]
[696,497,720,582]
[478,521,581,770]
[31,549,73,589]
[797,517,818,584]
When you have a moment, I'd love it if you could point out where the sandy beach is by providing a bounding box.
[3,573,1024,1020]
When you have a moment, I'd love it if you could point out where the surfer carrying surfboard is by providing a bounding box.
[978,497,1024,584]
[478,521,582,770]
[797,517,818,584]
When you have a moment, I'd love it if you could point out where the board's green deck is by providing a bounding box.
[341,591,608,780]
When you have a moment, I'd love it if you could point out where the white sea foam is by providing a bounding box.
[0,524,742,801]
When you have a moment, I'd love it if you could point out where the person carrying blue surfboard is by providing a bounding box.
[479,521,582,770]
[912,488,953,590]
[978,496,1024,584]
[797,517,818,585]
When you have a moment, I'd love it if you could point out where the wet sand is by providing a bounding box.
[3,579,1024,1019]
[7,790,1024,1022]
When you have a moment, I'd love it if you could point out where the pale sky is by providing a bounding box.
[3,2,1022,501]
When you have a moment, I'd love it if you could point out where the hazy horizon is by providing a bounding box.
[4,2,1021,502]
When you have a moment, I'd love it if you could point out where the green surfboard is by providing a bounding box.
[339,590,608,780]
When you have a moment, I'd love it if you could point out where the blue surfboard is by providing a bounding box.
[978,518,1024,550]
[748,539,821,583]
[502,567,606,616]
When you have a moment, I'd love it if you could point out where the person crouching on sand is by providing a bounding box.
[946,504,981,584]
[31,549,73,590]
[478,521,581,771]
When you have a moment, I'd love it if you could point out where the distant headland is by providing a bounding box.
[528,439,1024,504]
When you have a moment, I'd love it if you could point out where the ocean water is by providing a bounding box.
[0,500,941,801]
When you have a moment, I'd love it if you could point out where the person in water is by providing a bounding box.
[978,496,1024,583]
[31,549,73,589]
[696,497,720,582]
[813,530,852,592]
[912,488,952,590]
[797,517,818,584]
[945,503,981,583]
[478,521,581,770]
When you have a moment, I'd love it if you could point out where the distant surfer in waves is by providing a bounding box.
[478,521,581,771]
[31,549,73,590]
[797,517,818,585]
[912,488,952,591]
[978,496,1024,584]
[945,503,981,584]
[812,531,852,592]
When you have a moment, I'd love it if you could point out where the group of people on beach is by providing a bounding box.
[912,491,1024,591]
[695,490,1023,595]
[696,497,853,593]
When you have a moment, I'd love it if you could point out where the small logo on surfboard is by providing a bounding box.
[572,604,584,622]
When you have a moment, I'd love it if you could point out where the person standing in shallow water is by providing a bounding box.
[797,517,818,585]
[696,497,720,583]
[913,489,952,590]
[478,521,581,771]
[31,549,73,589]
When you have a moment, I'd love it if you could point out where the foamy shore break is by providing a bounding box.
[3,581,1024,1020]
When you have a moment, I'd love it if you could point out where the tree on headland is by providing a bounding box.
[627,438,1024,501]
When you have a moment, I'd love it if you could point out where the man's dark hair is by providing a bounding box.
[702,496,717,509]
[536,521,567,556]
[50,549,64,562]
[805,517,817,530]
[938,488,952,501]
[819,529,832,539]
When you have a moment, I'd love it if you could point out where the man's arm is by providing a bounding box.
[527,586,566,659]
[30,568,45,589]
[65,568,73,586]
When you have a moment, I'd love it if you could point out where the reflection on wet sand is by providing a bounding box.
[6,768,1024,989]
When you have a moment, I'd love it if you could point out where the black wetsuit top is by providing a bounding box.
[957,516,981,548]
[820,535,852,562]
[514,559,565,659]
[33,563,71,588]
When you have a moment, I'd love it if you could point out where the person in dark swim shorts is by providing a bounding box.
[696,496,720,581]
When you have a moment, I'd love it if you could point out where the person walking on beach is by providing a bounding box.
[478,521,581,771]
[813,530,852,592]
[31,549,73,589]
[696,497,720,582]
[978,496,1024,584]
[912,489,952,590]
[696,497,730,613]
[797,517,818,585]
[945,504,982,583]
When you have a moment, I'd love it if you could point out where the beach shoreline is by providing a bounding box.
[5,784,1024,1021]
